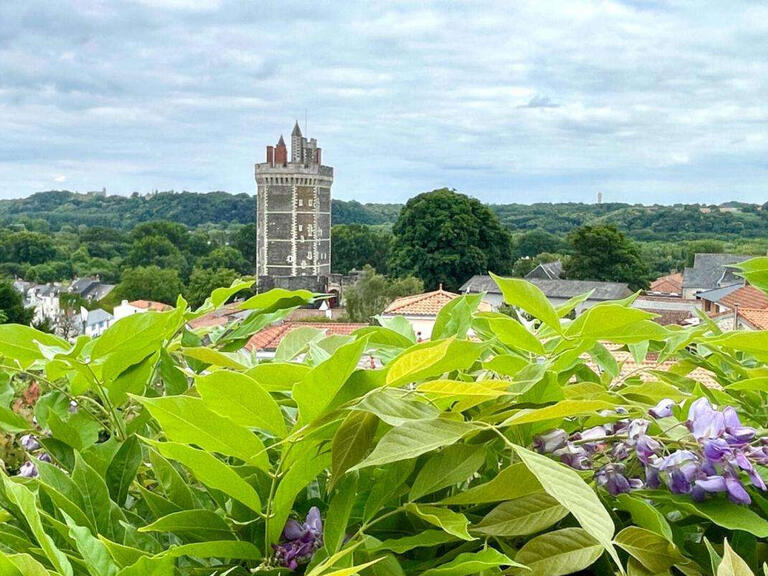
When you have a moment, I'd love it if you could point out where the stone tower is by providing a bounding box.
[255,122,333,277]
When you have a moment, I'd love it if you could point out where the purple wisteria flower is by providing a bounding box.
[18,461,38,478]
[273,507,323,570]
[534,396,768,505]
[19,434,40,451]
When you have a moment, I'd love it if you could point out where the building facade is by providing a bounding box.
[255,122,333,277]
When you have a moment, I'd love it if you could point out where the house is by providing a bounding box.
[113,299,172,320]
[524,260,563,280]
[379,286,469,340]
[460,275,632,315]
[697,284,768,315]
[69,276,116,302]
[25,284,63,325]
[738,308,768,330]
[246,321,366,359]
[79,307,114,337]
[631,295,700,326]
[681,254,748,299]
[648,272,684,297]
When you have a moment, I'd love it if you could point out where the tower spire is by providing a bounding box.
[292,120,302,137]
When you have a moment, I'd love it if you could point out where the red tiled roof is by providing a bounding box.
[739,308,768,330]
[246,322,367,352]
[642,309,695,326]
[649,272,683,294]
[719,285,768,311]
[384,288,459,316]
[129,300,172,312]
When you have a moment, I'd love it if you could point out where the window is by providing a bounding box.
[308,198,314,207]
[298,224,303,232]
[298,198,303,207]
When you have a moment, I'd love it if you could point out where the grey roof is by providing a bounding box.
[460,275,500,294]
[695,283,742,303]
[85,308,113,327]
[69,277,97,295]
[87,284,115,301]
[292,121,302,136]
[525,260,563,280]
[528,279,632,300]
[460,274,631,301]
[682,253,750,290]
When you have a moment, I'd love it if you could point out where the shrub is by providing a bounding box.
[0,273,766,574]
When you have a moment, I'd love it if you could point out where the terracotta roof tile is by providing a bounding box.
[383,289,459,316]
[246,322,367,352]
[129,300,172,312]
[739,308,768,330]
[719,285,768,311]
[650,272,683,294]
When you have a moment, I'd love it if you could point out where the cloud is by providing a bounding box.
[1,1,768,204]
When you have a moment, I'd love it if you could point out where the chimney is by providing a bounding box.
[266,145,274,165]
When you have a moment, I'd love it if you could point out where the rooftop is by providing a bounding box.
[460,275,632,301]
[720,285,768,310]
[649,272,683,295]
[246,322,366,352]
[682,253,749,290]
[130,300,172,312]
[383,287,459,317]
[739,308,768,330]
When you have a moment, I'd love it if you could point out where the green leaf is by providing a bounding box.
[332,411,378,481]
[238,288,314,312]
[615,526,685,573]
[63,513,119,576]
[474,492,569,536]
[148,450,196,510]
[47,410,99,450]
[353,388,439,426]
[369,530,458,554]
[490,274,562,332]
[416,379,510,400]
[269,450,331,544]
[0,552,50,576]
[484,314,545,354]
[440,462,541,505]
[245,362,312,391]
[403,503,473,541]
[718,540,755,576]
[196,371,286,436]
[106,436,142,506]
[502,399,616,426]
[116,555,175,576]
[293,337,368,425]
[0,324,68,368]
[72,452,123,540]
[98,536,147,568]
[92,308,182,381]
[514,445,619,566]
[564,305,656,339]
[324,474,358,555]
[138,510,235,541]
[363,460,415,522]
[352,418,475,469]
[431,293,484,341]
[275,326,325,361]
[142,438,262,513]
[163,540,262,559]
[181,347,246,369]
[0,406,31,433]
[613,495,673,541]
[409,444,485,501]
[135,395,269,469]
[513,527,603,576]
[1,474,73,576]
[421,548,525,576]
[385,338,486,386]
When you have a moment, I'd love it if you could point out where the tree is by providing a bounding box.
[117,266,184,305]
[389,189,513,290]
[512,229,567,260]
[344,266,423,323]
[0,280,34,324]
[127,236,188,272]
[331,224,391,275]
[199,247,251,275]
[2,231,56,265]
[233,225,256,267]
[564,225,651,291]
[185,267,238,308]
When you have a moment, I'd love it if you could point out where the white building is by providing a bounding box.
[79,307,114,337]
[113,299,171,320]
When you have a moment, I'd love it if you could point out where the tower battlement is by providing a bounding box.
[255,123,333,278]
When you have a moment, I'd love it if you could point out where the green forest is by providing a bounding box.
[2,189,768,315]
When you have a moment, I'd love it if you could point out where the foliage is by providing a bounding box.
[185,267,239,308]
[0,280,33,324]
[1,274,767,574]
[564,225,652,291]
[331,224,392,275]
[343,266,422,323]
[512,229,567,260]
[117,265,184,305]
[389,188,513,290]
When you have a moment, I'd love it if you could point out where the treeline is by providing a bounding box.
[4,190,768,242]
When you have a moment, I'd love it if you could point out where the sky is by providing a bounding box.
[1,1,768,205]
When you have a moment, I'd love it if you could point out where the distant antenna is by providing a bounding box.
[597,192,603,205]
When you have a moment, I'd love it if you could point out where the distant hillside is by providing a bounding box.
[2,190,767,241]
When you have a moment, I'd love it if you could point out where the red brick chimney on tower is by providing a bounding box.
[274,135,287,165]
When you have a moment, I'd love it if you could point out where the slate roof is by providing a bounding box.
[696,283,743,304]
[528,279,632,301]
[247,322,365,352]
[460,275,500,294]
[383,288,459,316]
[525,261,563,280]
[682,253,749,290]
[85,308,113,327]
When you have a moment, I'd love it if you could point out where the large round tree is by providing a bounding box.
[388,188,513,290]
